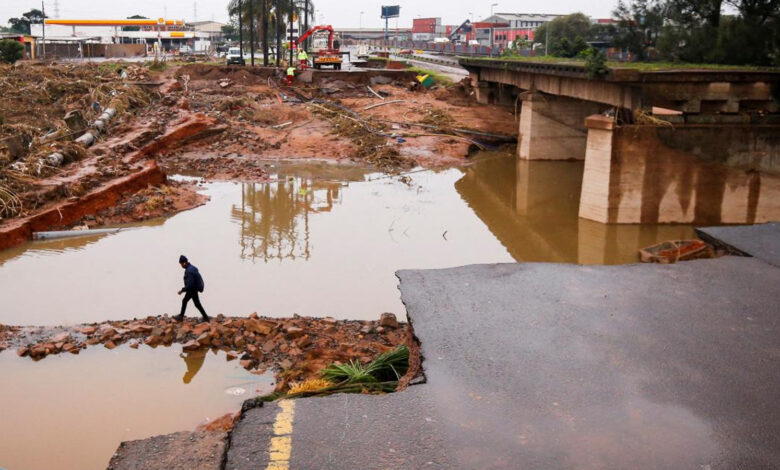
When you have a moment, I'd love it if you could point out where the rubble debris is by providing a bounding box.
[639,239,715,263]
[4,314,411,393]
[380,312,399,328]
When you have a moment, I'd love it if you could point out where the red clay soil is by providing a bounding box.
[0,160,165,250]
[70,180,209,227]
[1,63,518,252]
[159,64,518,175]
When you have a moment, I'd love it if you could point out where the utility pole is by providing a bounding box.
[275,0,281,66]
[41,0,46,60]
[261,0,268,65]
[238,0,244,58]
[249,0,255,65]
[545,23,548,56]
[288,3,294,66]
[304,0,309,51]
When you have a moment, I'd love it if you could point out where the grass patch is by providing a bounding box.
[407,66,453,85]
[286,345,410,399]
[461,55,779,72]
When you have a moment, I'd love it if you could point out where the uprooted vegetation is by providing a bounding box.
[309,101,415,171]
[1,62,518,251]
[0,63,157,221]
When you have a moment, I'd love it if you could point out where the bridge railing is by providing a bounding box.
[368,39,512,57]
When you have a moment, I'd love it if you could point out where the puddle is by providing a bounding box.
[0,345,273,470]
[0,154,697,326]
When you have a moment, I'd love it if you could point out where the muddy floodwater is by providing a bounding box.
[0,345,273,470]
[0,151,697,326]
[0,150,716,470]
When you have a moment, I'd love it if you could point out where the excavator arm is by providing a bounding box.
[295,25,334,50]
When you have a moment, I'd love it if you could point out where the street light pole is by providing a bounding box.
[238,0,244,59]
[249,0,255,65]
[41,0,46,59]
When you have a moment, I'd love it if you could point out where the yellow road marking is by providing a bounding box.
[265,399,296,470]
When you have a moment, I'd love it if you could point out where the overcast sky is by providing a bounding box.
[3,0,619,29]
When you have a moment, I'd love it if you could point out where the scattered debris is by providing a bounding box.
[639,239,715,263]
[5,313,412,394]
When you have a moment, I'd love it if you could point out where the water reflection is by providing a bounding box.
[231,178,344,262]
[0,346,273,470]
[181,349,208,384]
[455,154,696,264]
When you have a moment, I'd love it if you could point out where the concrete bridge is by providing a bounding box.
[460,58,780,225]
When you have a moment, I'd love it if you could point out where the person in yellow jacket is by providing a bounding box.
[285,65,296,85]
[297,48,309,70]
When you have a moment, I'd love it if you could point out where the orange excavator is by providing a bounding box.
[294,25,343,70]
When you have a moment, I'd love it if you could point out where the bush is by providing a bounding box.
[580,47,608,78]
[0,39,24,64]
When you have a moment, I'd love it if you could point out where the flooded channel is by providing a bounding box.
[0,345,273,470]
[0,150,696,326]
[0,149,720,469]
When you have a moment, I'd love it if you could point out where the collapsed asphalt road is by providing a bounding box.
[109,223,780,469]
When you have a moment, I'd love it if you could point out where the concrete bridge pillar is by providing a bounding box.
[517,92,605,161]
[578,115,780,224]
[475,82,495,105]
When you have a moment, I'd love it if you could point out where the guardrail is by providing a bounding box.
[368,40,532,57]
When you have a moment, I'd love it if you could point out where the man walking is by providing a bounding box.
[175,255,210,322]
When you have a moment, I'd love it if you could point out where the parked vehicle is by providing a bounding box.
[226,47,245,66]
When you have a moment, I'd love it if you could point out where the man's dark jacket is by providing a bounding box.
[183,264,205,293]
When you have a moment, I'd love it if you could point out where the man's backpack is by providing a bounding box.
[195,271,205,293]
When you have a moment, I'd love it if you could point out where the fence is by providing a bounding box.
[369,40,509,57]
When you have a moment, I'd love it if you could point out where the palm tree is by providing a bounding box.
[227,0,311,66]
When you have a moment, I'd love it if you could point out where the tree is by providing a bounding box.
[221,24,239,41]
[0,39,24,63]
[123,15,148,32]
[535,13,592,51]
[613,0,667,59]
[7,9,46,35]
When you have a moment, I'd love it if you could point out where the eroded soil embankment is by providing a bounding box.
[2,313,413,394]
[1,62,517,252]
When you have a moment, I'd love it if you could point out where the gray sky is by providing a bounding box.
[3,0,619,29]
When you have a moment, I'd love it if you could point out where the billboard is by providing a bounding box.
[381,5,400,18]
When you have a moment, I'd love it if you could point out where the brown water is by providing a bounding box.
[0,345,273,470]
[0,153,696,326]
[0,151,731,470]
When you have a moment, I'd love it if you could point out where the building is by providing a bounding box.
[476,13,563,48]
[412,17,441,41]
[472,21,509,46]
[188,20,226,40]
[29,19,225,55]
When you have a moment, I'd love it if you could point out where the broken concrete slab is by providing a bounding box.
[224,257,780,469]
[107,430,227,470]
[697,222,780,267]
[397,259,780,469]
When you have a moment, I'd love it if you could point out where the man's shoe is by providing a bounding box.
[200,315,211,323]
[173,314,184,322]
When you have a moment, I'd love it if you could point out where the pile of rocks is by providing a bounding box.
[9,313,408,392]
